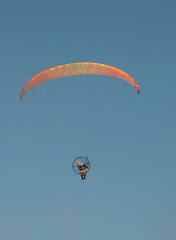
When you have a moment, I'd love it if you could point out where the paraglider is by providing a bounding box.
[20,62,141,180]
[72,156,90,180]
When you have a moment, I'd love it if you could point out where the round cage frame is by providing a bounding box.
[72,156,91,175]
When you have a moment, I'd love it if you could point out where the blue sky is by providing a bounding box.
[1,0,176,239]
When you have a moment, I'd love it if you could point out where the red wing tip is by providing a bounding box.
[20,92,23,101]
[137,87,141,94]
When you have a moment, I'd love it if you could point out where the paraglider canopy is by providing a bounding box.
[20,62,141,101]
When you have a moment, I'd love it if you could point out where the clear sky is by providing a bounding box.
[1,0,176,239]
